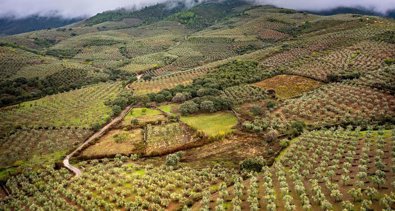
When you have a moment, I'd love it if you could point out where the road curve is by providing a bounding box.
[63,105,133,177]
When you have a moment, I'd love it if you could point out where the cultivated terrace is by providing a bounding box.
[0,0,394,210]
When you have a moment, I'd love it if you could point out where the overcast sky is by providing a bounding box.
[1,0,394,19]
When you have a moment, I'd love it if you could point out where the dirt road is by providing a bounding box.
[63,105,132,177]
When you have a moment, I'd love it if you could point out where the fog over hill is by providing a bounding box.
[0,0,394,35]
[1,0,394,19]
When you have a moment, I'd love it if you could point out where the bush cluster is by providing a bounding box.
[240,156,266,172]
[179,96,232,115]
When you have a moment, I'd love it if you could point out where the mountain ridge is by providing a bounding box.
[0,16,83,36]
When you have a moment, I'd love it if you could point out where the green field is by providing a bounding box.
[128,107,162,117]
[1,0,395,210]
[181,112,238,137]
[122,107,165,126]
[158,103,179,114]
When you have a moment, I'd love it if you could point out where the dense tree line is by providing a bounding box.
[373,31,395,44]
[327,71,361,82]
[85,4,185,26]
[148,60,279,114]
[46,48,80,59]
[0,69,136,107]
[179,96,233,115]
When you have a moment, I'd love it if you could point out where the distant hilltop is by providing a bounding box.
[0,16,83,36]
[1,1,394,36]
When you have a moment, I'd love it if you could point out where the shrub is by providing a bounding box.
[131,118,139,125]
[200,100,216,113]
[327,71,361,82]
[267,101,277,110]
[286,121,305,137]
[264,129,279,142]
[154,94,166,103]
[180,101,199,115]
[112,105,122,115]
[165,152,182,169]
[172,93,187,103]
[92,123,102,132]
[250,106,264,116]
[384,58,395,65]
[113,133,129,143]
[279,139,290,148]
[143,75,152,81]
[240,156,266,172]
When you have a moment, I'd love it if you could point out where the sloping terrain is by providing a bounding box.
[0,0,394,210]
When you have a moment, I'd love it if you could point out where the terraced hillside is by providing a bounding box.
[0,0,394,210]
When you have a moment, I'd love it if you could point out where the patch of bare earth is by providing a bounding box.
[182,131,281,169]
[254,74,322,99]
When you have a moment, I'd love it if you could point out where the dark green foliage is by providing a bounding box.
[82,39,121,47]
[235,44,259,55]
[111,105,122,115]
[200,100,216,112]
[279,139,290,148]
[327,71,361,82]
[33,38,56,48]
[107,69,137,81]
[131,118,139,125]
[172,11,197,25]
[92,123,102,132]
[0,42,40,55]
[373,31,395,44]
[143,75,152,81]
[267,101,277,110]
[266,18,288,24]
[277,9,297,14]
[180,101,199,115]
[0,67,136,107]
[148,61,277,111]
[384,58,395,65]
[0,16,81,36]
[85,3,185,26]
[179,96,233,115]
[194,60,271,89]
[165,152,183,169]
[172,92,188,103]
[105,91,136,115]
[46,48,80,59]
[169,0,248,30]
[286,121,306,138]
[43,68,104,90]
[106,91,135,108]
[240,156,266,172]
[250,106,264,116]
[119,46,129,58]
[154,94,166,103]
[278,21,311,37]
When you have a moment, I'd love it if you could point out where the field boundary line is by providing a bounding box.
[63,105,133,177]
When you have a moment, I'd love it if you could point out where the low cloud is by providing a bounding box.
[250,0,395,14]
[0,0,171,19]
[1,0,394,19]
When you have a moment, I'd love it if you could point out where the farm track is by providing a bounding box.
[63,105,133,177]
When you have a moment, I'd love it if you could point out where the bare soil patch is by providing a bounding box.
[254,74,322,99]
[182,132,282,169]
[80,129,144,158]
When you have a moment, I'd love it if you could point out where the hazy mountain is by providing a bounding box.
[0,16,82,36]
[308,6,395,19]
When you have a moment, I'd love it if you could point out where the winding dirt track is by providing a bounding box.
[63,105,132,177]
